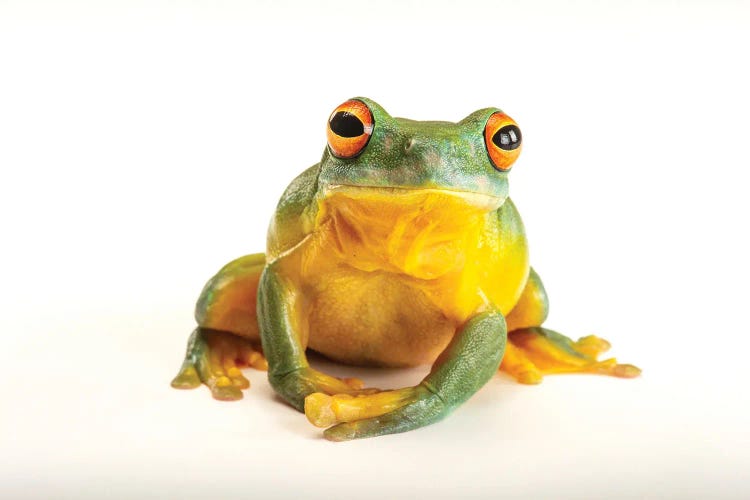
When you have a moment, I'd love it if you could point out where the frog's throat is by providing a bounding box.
[312,185,504,279]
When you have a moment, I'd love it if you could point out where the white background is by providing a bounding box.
[2,1,749,498]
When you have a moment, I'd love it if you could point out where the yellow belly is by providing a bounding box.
[305,268,456,367]
[275,187,529,367]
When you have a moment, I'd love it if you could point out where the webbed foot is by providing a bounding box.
[304,384,446,441]
[269,367,378,411]
[171,328,268,401]
[500,327,641,384]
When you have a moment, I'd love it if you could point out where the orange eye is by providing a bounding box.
[326,99,374,158]
[484,112,522,171]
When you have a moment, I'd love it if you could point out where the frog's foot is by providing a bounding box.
[500,327,641,385]
[269,367,378,411]
[304,384,444,442]
[171,327,268,401]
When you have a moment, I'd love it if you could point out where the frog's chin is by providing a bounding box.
[319,184,505,213]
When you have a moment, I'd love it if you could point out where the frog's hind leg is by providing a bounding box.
[171,253,268,400]
[501,267,640,384]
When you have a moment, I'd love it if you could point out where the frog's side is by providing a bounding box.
[171,98,640,441]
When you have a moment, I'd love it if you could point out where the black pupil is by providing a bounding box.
[330,111,365,138]
[492,124,522,151]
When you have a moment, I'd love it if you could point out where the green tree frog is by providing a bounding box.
[171,97,640,441]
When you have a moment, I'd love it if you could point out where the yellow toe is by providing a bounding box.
[305,393,338,427]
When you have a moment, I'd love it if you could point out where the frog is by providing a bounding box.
[171,97,640,441]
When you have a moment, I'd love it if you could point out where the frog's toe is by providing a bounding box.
[612,363,642,378]
[237,344,268,371]
[516,369,543,385]
[341,377,366,390]
[170,363,201,389]
[574,335,611,357]
[225,366,250,388]
[304,393,339,427]
[208,376,244,401]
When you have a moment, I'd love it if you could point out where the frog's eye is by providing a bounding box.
[484,111,522,172]
[327,99,374,159]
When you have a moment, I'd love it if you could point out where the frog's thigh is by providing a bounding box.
[505,267,549,332]
[171,254,268,400]
[195,253,266,341]
[501,267,640,384]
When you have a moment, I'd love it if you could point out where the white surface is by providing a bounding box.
[2,1,749,498]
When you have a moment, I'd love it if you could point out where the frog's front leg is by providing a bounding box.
[501,267,641,384]
[304,312,507,441]
[257,265,374,411]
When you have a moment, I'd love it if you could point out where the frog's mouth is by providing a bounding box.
[314,185,504,279]
[319,184,504,212]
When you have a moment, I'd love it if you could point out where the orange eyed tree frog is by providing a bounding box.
[171,97,640,441]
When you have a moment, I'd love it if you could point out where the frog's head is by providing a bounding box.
[317,97,522,211]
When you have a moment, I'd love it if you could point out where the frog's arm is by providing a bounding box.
[259,164,376,408]
[304,311,507,441]
[258,262,376,409]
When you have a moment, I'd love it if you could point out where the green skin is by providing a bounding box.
[259,98,515,439]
